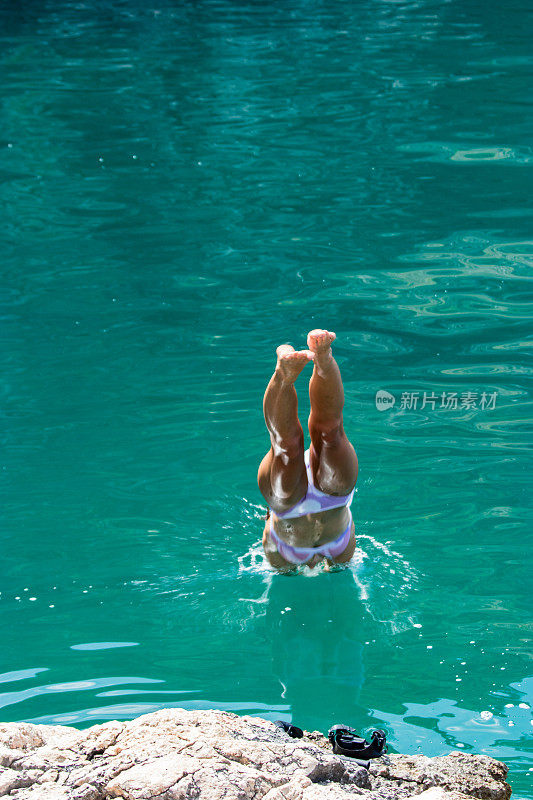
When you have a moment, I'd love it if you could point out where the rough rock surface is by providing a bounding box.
[0,709,511,800]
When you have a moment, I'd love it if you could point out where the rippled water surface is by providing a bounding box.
[1,0,532,795]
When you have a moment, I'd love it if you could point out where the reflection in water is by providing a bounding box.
[264,569,364,733]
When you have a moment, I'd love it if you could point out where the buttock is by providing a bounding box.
[267,515,354,566]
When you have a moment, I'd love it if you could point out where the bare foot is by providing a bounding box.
[307,329,336,356]
[276,344,314,383]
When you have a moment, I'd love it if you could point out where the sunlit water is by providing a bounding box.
[1,0,532,795]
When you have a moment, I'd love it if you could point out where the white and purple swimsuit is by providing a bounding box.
[269,449,355,565]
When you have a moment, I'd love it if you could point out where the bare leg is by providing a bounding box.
[257,345,314,514]
[307,330,358,495]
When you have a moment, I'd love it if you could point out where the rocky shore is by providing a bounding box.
[0,708,511,800]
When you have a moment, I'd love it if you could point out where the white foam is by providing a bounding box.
[238,529,421,636]
[348,532,422,634]
[237,541,271,575]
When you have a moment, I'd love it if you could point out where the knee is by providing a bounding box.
[310,421,343,448]
[272,432,303,460]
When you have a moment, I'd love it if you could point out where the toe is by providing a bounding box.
[277,344,295,358]
[307,329,334,350]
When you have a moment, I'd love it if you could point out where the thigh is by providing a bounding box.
[309,432,358,496]
[257,444,307,515]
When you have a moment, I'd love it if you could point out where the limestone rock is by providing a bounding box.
[0,708,511,800]
[372,751,511,800]
[262,774,368,799]
[411,789,474,800]
[0,767,29,795]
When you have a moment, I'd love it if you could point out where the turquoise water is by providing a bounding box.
[1,0,532,794]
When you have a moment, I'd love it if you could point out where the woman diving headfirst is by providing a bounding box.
[258,330,358,570]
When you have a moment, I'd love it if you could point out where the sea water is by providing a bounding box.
[1,0,532,795]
